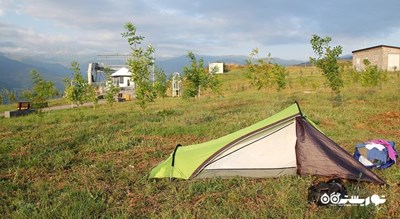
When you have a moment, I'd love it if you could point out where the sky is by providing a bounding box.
[1,0,400,65]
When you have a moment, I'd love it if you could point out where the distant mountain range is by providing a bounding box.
[3,53,350,91]
[294,54,353,67]
[0,54,69,91]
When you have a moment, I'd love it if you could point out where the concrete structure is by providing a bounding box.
[87,62,107,95]
[352,45,400,71]
[5,109,36,118]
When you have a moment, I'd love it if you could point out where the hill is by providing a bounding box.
[156,55,302,74]
[295,54,353,67]
[0,54,69,91]
[1,53,302,92]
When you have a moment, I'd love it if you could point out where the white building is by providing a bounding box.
[352,45,400,71]
[110,67,135,101]
[111,67,134,88]
[209,63,224,74]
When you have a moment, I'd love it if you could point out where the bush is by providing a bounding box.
[360,59,387,87]
[245,48,288,91]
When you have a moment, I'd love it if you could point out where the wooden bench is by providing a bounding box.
[17,102,31,110]
[117,93,125,102]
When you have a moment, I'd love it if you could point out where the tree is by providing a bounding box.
[310,35,343,94]
[104,67,120,105]
[86,84,98,109]
[122,21,156,109]
[153,66,168,98]
[0,90,3,105]
[121,22,144,49]
[2,88,18,104]
[22,69,58,109]
[360,59,386,87]
[245,48,288,91]
[183,52,221,98]
[64,61,93,106]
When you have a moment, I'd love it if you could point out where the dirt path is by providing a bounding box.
[2,100,108,117]
[41,99,107,112]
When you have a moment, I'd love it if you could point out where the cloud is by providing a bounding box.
[1,0,400,64]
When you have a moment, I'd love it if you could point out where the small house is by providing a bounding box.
[111,67,134,89]
[110,67,135,101]
[352,45,400,71]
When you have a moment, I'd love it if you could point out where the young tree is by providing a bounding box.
[64,61,92,106]
[183,52,221,98]
[121,22,144,49]
[0,89,6,104]
[0,89,3,105]
[22,69,58,109]
[245,48,288,91]
[87,84,98,109]
[360,59,386,87]
[122,22,156,109]
[104,66,120,105]
[153,66,168,98]
[310,35,343,94]
[2,88,18,104]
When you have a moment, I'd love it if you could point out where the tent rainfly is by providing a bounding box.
[149,102,385,184]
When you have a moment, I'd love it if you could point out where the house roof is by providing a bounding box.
[111,67,131,77]
[352,45,400,53]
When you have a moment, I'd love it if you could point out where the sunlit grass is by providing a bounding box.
[1,66,399,218]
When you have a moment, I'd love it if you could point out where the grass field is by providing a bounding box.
[1,65,399,218]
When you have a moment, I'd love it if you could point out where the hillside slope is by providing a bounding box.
[0,55,69,90]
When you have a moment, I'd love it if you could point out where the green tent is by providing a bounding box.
[149,103,385,184]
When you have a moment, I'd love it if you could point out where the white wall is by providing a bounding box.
[209,63,224,74]
[112,76,132,88]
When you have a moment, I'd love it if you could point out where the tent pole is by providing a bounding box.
[170,144,182,181]
[294,100,304,117]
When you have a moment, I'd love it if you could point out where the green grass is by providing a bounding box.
[0,97,70,114]
[1,66,399,218]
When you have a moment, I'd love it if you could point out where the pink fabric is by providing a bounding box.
[368,139,397,162]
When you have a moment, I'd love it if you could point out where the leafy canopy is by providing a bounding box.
[360,59,387,87]
[182,52,221,99]
[310,35,343,94]
[245,48,288,92]
[64,61,94,106]
[22,69,58,108]
[104,67,120,105]
[122,21,156,109]
[153,66,168,99]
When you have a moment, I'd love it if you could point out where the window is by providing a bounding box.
[119,77,124,84]
[112,77,119,85]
